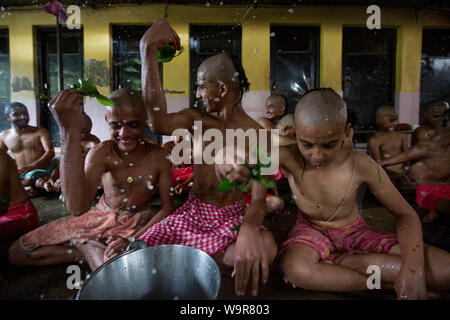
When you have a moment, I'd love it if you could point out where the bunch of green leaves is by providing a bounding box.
[39,78,114,107]
[157,45,184,63]
[217,147,275,193]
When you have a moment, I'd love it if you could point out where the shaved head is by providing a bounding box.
[266,94,286,109]
[106,88,145,118]
[198,54,240,93]
[426,100,449,114]
[375,105,397,119]
[295,88,347,129]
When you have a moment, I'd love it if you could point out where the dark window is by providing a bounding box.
[37,28,83,146]
[190,25,242,110]
[270,26,319,113]
[0,29,10,131]
[342,28,396,131]
[420,29,450,123]
[112,25,162,91]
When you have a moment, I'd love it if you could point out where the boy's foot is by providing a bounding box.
[24,186,38,197]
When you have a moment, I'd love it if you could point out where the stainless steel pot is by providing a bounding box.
[76,241,221,300]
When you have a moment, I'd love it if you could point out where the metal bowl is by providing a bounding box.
[76,244,221,300]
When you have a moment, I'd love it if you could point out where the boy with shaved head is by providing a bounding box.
[218,88,450,299]
[413,100,449,144]
[0,102,56,197]
[139,20,277,297]
[7,88,175,271]
[381,111,450,223]
[368,106,414,190]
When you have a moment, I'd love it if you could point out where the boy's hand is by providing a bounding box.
[216,163,252,184]
[140,19,181,53]
[48,89,84,133]
[104,237,128,262]
[395,266,428,300]
[233,222,269,297]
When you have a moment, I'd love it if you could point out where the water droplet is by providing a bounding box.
[151,267,157,274]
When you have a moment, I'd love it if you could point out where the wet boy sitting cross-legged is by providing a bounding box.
[217,89,450,299]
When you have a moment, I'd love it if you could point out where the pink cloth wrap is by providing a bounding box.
[139,192,245,256]
[20,195,151,261]
[171,166,193,184]
[279,213,398,264]
[416,185,450,212]
[0,198,39,241]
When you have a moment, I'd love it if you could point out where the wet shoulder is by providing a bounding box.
[279,144,302,171]
[87,140,115,160]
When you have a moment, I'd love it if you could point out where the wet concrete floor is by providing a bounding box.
[0,188,448,300]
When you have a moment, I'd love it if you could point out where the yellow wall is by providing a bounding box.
[2,4,450,101]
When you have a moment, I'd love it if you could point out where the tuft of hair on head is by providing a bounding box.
[294,88,347,128]
[4,101,27,116]
[226,53,250,97]
[375,105,396,119]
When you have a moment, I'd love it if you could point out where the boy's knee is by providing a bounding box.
[279,250,316,289]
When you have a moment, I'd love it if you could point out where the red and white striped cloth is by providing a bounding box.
[139,192,245,256]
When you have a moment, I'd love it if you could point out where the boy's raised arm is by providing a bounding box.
[49,89,104,216]
[140,20,192,135]
[360,154,427,299]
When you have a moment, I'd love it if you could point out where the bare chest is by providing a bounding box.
[287,166,358,221]
[4,133,42,154]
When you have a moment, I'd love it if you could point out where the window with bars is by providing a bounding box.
[420,28,450,124]
[270,26,319,114]
[342,27,396,132]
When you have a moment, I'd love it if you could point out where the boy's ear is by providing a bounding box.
[219,82,229,97]
[344,123,351,137]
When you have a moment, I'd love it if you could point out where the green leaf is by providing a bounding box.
[157,45,184,63]
[95,94,115,107]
